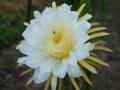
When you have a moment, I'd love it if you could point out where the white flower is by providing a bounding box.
[17,2,111,90]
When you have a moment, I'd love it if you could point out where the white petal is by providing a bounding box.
[74,31,90,48]
[79,13,92,22]
[76,21,91,33]
[52,62,67,78]
[42,7,54,15]
[22,19,46,49]
[67,64,82,77]
[34,10,41,18]
[16,41,40,55]
[73,42,94,60]
[33,68,50,84]
[58,4,71,13]
[63,43,94,65]
[65,11,78,30]
[17,57,25,64]
[62,52,77,65]
[56,7,78,30]
[40,58,58,73]
[17,53,48,68]
[22,25,31,40]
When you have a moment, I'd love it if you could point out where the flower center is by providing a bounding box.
[47,25,74,60]
[52,30,64,44]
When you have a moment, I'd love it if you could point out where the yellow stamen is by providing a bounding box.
[52,30,64,44]
[48,25,74,59]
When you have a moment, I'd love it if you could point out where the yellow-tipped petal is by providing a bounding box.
[78,60,97,74]
[16,64,23,67]
[85,60,101,68]
[87,27,107,34]
[52,2,57,9]
[80,67,93,86]
[69,5,72,9]
[78,4,86,15]
[26,77,33,86]
[20,68,33,76]
[87,56,109,66]
[44,76,52,90]
[90,52,98,57]
[90,32,109,39]
[58,79,63,90]
[93,40,105,45]
[51,75,57,90]
[79,13,92,22]
[23,22,29,26]
[69,76,80,90]
[94,46,112,52]
[91,22,100,26]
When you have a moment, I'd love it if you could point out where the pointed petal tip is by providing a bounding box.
[52,1,57,9]
[78,3,86,15]
[26,77,33,86]
[23,22,29,26]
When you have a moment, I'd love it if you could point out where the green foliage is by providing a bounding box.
[0,1,26,47]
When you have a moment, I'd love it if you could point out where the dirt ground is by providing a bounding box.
[91,0,120,90]
[0,0,120,90]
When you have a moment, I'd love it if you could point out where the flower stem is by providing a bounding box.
[27,0,32,22]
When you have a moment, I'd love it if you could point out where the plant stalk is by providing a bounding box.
[27,0,32,22]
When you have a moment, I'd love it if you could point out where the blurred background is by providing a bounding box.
[0,0,120,90]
